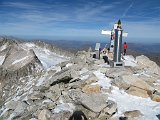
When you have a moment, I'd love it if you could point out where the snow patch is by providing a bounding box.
[22,42,68,69]
[108,86,160,120]
[66,63,73,68]
[93,70,111,89]
[157,80,160,83]
[25,43,35,48]
[0,44,7,51]
[123,55,137,67]
[79,68,90,80]
[33,47,67,69]
[12,56,29,65]
[0,55,5,65]
[42,99,53,104]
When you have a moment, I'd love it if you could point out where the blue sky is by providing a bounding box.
[0,0,160,43]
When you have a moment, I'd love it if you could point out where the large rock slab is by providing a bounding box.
[68,89,108,113]
[2,45,42,71]
[29,91,44,100]
[51,111,71,120]
[113,75,153,91]
[94,59,105,65]
[14,101,28,114]
[105,100,117,115]
[127,75,153,90]
[105,68,133,79]
[151,94,160,102]
[151,91,160,102]
[5,100,27,111]
[84,73,98,85]
[45,84,61,101]
[2,100,28,119]
[38,67,79,89]
[82,84,101,94]
[126,86,149,98]
[5,100,18,110]
[124,110,142,118]
[38,109,51,120]
[97,100,117,120]
[0,45,43,82]
[136,55,160,75]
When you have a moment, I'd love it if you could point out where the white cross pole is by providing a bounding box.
[101,23,128,53]
[101,30,128,37]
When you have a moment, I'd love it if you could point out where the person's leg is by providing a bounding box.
[124,49,126,55]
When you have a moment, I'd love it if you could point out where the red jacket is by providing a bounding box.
[124,44,128,49]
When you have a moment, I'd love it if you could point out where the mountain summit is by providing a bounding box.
[0,38,160,120]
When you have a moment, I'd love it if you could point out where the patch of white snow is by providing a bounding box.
[12,56,29,65]
[0,55,5,65]
[25,43,35,48]
[108,86,160,120]
[42,99,53,104]
[93,70,111,89]
[0,44,7,51]
[123,55,137,67]
[22,43,68,69]
[66,63,73,68]
[34,48,67,69]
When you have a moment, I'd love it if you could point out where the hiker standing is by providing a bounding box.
[123,42,128,55]
[101,50,109,64]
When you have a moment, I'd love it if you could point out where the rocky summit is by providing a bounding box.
[0,38,160,120]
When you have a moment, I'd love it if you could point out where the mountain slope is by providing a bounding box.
[0,39,160,120]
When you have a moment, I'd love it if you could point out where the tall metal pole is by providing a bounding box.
[114,29,123,62]
[101,19,128,67]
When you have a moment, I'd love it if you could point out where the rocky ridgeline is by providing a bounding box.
[0,38,160,120]
[33,40,74,58]
[0,38,43,102]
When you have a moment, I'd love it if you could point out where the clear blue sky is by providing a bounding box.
[0,0,160,43]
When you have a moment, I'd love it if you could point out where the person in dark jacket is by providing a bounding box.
[123,42,128,55]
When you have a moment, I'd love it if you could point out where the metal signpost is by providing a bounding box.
[101,20,128,67]
[95,43,101,59]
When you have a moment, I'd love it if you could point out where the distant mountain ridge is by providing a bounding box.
[44,40,160,54]
[128,43,160,54]
[44,40,160,65]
